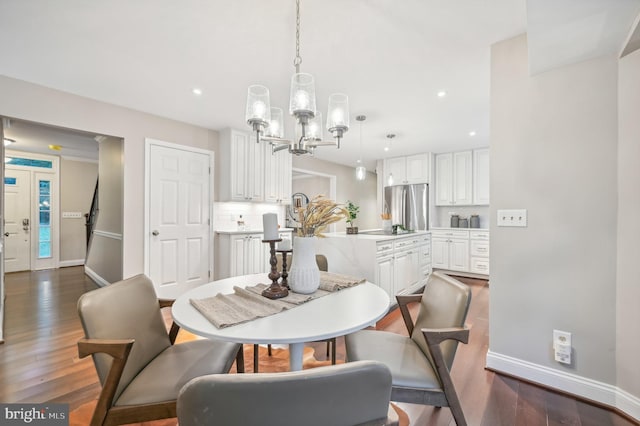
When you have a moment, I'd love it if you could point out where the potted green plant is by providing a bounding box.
[345,200,360,234]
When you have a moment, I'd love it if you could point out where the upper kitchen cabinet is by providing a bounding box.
[473,148,490,205]
[219,128,264,202]
[383,153,430,186]
[264,146,292,204]
[435,151,474,206]
[435,148,489,206]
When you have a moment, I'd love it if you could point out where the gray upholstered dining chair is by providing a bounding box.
[77,274,244,426]
[254,253,335,372]
[177,360,399,426]
[345,271,472,426]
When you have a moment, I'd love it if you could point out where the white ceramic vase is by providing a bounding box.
[288,236,320,294]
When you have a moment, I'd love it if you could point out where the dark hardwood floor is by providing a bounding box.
[0,267,636,425]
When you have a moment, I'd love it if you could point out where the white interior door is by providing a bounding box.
[148,144,212,299]
[4,169,31,272]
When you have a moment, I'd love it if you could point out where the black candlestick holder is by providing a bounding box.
[276,248,293,289]
[261,239,289,299]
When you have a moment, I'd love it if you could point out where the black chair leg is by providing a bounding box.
[253,344,259,373]
[331,338,336,365]
[236,346,245,373]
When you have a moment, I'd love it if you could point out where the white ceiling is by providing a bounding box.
[0,1,638,169]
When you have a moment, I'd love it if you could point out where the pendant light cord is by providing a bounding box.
[294,0,302,73]
[359,120,363,162]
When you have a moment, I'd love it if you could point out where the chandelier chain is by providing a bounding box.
[294,0,302,73]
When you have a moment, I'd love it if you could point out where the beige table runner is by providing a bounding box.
[190,271,365,329]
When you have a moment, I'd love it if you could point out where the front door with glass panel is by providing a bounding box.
[4,169,31,272]
[34,173,55,270]
[4,153,58,272]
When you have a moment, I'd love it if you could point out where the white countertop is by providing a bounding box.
[216,228,294,235]
[321,229,431,241]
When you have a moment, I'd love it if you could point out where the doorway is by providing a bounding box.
[4,152,60,272]
[291,167,337,232]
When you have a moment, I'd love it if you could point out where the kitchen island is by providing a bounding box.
[315,230,431,303]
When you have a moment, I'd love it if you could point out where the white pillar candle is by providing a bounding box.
[262,213,279,240]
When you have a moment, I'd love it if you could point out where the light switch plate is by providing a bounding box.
[62,211,83,219]
[497,209,527,227]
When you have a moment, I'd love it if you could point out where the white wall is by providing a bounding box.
[0,75,217,278]
[85,137,123,283]
[616,48,640,399]
[292,156,378,232]
[60,158,98,264]
[489,33,618,391]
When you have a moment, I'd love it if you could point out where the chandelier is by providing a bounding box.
[245,0,349,155]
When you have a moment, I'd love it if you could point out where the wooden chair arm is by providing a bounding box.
[158,299,181,344]
[421,326,470,347]
[78,338,135,425]
[396,294,423,336]
[78,338,135,359]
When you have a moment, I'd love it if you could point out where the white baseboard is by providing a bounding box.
[617,388,640,422]
[486,351,640,422]
[59,259,85,268]
[84,266,110,288]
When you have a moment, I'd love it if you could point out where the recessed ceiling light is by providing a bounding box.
[3,138,15,146]
[356,159,361,164]
[469,131,476,137]
[437,91,447,98]
[384,147,389,152]
[192,88,203,96]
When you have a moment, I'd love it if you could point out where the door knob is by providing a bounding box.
[3,232,8,237]
[152,230,159,236]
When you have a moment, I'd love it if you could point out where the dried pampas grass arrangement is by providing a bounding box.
[297,195,347,237]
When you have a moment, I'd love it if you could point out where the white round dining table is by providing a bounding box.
[172,273,390,371]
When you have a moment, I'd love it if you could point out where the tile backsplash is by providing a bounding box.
[433,206,490,229]
[213,202,287,231]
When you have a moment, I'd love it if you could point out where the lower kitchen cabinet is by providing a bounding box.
[432,229,488,276]
[469,230,490,274]
[432,233,469,272]
[375,254,394,300]
[317,232,432,304]
[216,230,292,279]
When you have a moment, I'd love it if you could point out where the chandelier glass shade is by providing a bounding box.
[245,0,349,155]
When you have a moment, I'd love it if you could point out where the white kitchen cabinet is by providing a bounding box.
[218,129,264,202]
[431,230,470,272]
[316,232,432,303]
[449,238,470,271]
[384,153,430,186]
[432,229,489,276]
[217,231,289,279]
[435,151,473,206]
[469,230,490,274]
[264,146,292,204]
[419,240,433,283]
[229,234,265,277]
[375,254,394,301]
[473,148,490,205]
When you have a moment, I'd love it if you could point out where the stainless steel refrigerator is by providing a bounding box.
[384,184,428,231]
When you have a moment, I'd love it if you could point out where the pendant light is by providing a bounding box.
[355,115,366,181]
[245,0,349,155]
[386,134,396,186]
